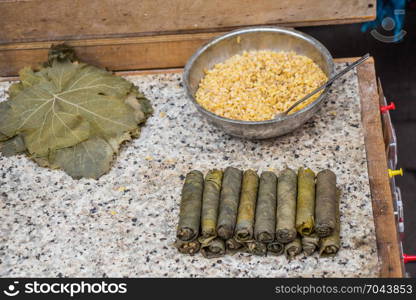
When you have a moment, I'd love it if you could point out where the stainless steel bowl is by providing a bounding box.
[183,26,334,139]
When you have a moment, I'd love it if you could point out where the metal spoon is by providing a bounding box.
[274,53,370,119]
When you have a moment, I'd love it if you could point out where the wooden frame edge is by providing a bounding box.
[356,58,403,278]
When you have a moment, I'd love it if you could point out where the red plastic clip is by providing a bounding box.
[403,253,416,263]
[380,102,396,113]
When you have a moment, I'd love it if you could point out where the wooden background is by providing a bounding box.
[0,0,376,43]
[0,0,376,76]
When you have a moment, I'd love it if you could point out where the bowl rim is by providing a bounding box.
[183,26,335,125]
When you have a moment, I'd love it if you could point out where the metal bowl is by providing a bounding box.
[183,26,334,139]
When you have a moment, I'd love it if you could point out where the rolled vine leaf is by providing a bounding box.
[234,170,259,242]
[177,170,204,241]
[285,237,302,259]
[174,239,201,255]
[295,167,316,236]
[245,241,267,256]
[200,169,223,243]
[254,171,277,243]
[276,168,297,243]
[320,191,341,257]
[267,241,285,256]
[225,238,246,254]
[315,169,337,237]
[217,167,243,240]
[201,238,226,258]
[302,234,320,256]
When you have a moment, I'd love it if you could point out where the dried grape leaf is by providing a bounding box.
[0,135,26,157]
[0,101,20,140]
[0,133,7,142]
[52,137,115,179]
[0,45,152,179]
[125,90,153,124]
[49,131,136,179]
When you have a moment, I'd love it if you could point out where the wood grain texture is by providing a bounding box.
[356,59,404,278]
[0,33,220,76]
[378,78,397,165]
[0,0,376,43]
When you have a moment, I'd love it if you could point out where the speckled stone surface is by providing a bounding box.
[0,63,379,277]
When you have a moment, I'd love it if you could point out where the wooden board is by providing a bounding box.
[0,33,220,77]
[0,0,376,43]
[0,0,376,77]
[356,58,404,277]
[378,79,398,167]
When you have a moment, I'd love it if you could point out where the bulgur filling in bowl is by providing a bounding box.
[195,50,328,122]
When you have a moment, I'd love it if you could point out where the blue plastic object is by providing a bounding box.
[361,0,407,42]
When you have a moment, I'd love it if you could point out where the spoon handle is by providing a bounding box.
[284,53,370,115]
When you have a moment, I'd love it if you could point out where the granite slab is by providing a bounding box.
[0,63,379,277]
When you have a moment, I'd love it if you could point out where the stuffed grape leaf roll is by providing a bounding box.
[235,170,259,242]
[217,167,243,240]
[254,171,277,243]
[315,169,337,237]
[276,168,297,243]
[200,169,223,243]
[177,170,204,241]
[295,167,316,236]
